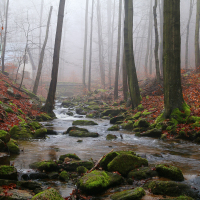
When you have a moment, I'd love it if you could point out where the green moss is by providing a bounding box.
[29,121,42,130]
[34,128,47,138]
[32,188,64,200]
[155,113,165,124]
[17,109,25,115]
[59,154,80,161]
[77,166,87,174]
[7,139,20,154]
[156,164,184,181]
[29,161,58,172]
[59,170,69,181]
[142,110,151,116]
[132,112,142,120]
[111,187,145,200]
[106,134,117,140]
[108,125,120,131]
[72,120,98,126]
[0,130,10,143]
[121,120,134,130]
[5,107,14,113]
[137,104,144,111]
[0,101,2,104]
[0,165,15,175]
[146,96,149,99]
[9,125,33,140]
[69,130,99,137]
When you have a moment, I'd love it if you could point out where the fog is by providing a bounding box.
[0,0,197,90]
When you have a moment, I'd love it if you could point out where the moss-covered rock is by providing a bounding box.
[110,116,125,124]
[59,153,80,162]
[121,121,134,130]
[137,104,144,111]
[108,125,120,131]
[17,180,42,191]
[140,128,162,138]
[101,109,126,117]
[142,110,152,116]
[0,130,10,143]
[7,139,20,154]
[78,170,123,194]
[29,121,42,130]
[147,181,198,198]
[111,187,145,200]
[29,161,58,172]
[0,165,17,180]
[59,170,69,181]
[9,125,33,140]
[61,100,75,107]
[72,120,98,126]
[69,130,99,137]
[0,139,5,151]
[64,126,89,134]
[32,188,64,200]
[77,166,87,174]
[156,164,184,181]
[33,128,47,138]
[100,151,136,171]
[132,112,142,120]
[36,113,52,121]
[106,134,117,140]
[133,118,150,128]
[128,167,158,180]
[107,154,148,176]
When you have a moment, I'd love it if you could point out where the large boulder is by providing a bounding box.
[32,188,64,200]
[111,187,145,200]
[156,164,184,181]
[33,128,47,138]
[110,116,125,124]
[108,125,120,131]
[139,128,162,138]
[0,130,10,143]
[64,127,89,134]
[29,161,58,172]
[147,181,199,199]
[0,165,17,180]
[134,118,150,128]
[107,154,148,176]
[101,109,126,117]
[72,120,98,126]
[9,125,32,140]
[78,170,123,195]
[7,139,20,154]
[121,121,134,130]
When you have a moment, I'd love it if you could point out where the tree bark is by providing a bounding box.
[43,0,65,115]
[114,0,122,99]
[185,0,194,69]
[39,0,44,58]
[82,0,89,91]
[33,6,53,95]
[88,0,94,92]
[153,0,160,82]
[1,0,9,73]
[195,0,200,69]
[163,0,184,118]
[124,0,141,109]
[122,50,128,101]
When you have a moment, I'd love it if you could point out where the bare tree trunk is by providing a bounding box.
[43,0,65,115]
[97,0,105,88]
[114,0,122,99]
[82,0,89,91]
[149,25,153,75]
[159,0,164,76]
[124,0,141,109]
[39,0,44,58]
[195,0,200,69]
[185,0,194,69]
[153,0,160,82]
[33,6,53,95]
[1,0,9,73]
[144,0,152,75]
[88,0,94,92]
[122,50,128,101]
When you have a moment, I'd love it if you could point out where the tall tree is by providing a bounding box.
[195,0,200,69]
[124,0,141,109]
[185,0,194,69]
[42,0,65,115]
[122,50,128,101]
[88,0,94,92]
[114,0,122,99]
[1,0,9,73]
[33,6,53,95]
[39,0,44,57]
[82,0,89,91]
[153,0,160,82]
[163,0,184,118]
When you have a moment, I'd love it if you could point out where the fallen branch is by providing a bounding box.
[88,149,113,173]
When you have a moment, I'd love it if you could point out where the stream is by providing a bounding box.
[1,101,200,198]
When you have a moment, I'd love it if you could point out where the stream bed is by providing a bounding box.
[1,102,200,198]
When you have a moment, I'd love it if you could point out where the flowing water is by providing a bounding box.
[1,101,200,198]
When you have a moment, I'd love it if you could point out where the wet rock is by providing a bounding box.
[72,120,98,126]
[78,170,123,195]
[28,121,41,130]
[46,129,57,135]
[147,181,199,199]
[33,128,47,138]
[29,161,58,172]
[60,160,94,171]
[67,111,73,116]
[7,87,15,96]
[59,153,81,162]
[164,196,194,200]
[7,139,20,154]
[0,179,17,186]
[102,116,110,120]
[0,188,33,200]
[77,140,83,143]
[133,118,150,128]
[69,130,99,137]
[110,115,125,124]
[0,139,5,151]
[29,172,48,180]
[140,128,162,138]
[101,109,126,117]
[64,127,89,134]
[9,125,33,140]
[0,165,17,180]
[32,188,65,200]
[107,154,148,176]
[59,170,69,181]
[121,121,134,130]
[128,167,158,180]
[111,187,145,200]
[0,130,10,143]
[108,125,120,131]
[61,100,75,107]
[156,164,184,181]
[106,134,117,140]
[76,108,87,115]
[17,180,42,191]
[48,172,59,179]
[77,166,87,174]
